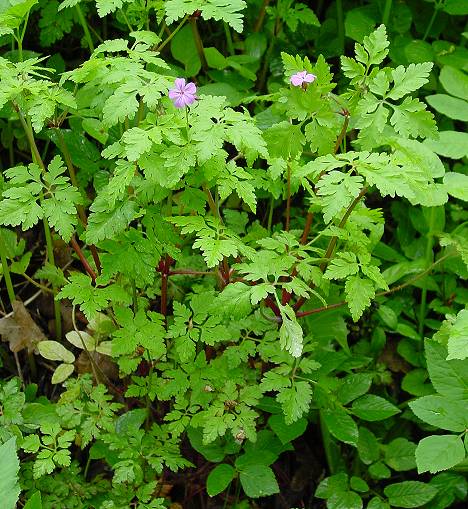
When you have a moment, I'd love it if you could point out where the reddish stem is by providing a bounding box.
[300,213,313,244]
[70,236,97,281]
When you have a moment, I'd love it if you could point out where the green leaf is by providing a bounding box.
[439,66,468,100]
[24,492,42,509]
[351,395,400,421]
[207,463,236,496]
[426,94,468,121]
[322,408,358,445]
[324,252,359,280]
[268,415,307,445]
[409,395,468,432]
[424,131,468,160]
[425,339,468,400]
[277,381,312,424]
[444,310,468,360]
[165,0,247,32]
[51,363,74,384]
[388,63,433,101]
[384,438,416,472]
[444,173,468,202]
[345,275,375,321]
[0,437,20,509]
[279,305,304,357]
[357,427,379,465]
[384,481,437,508]
[263,121,305,160]
[315,473,349,498]
[328,491,363,509]
[37,341,75,363]
[416,435,466,474]
[238,464,279,498]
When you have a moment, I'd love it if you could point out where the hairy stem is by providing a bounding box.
[334,111,349,154]
[75,5,95,53]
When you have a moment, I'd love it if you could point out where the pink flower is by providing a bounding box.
[290,70,316,87]
[168,78,197,108]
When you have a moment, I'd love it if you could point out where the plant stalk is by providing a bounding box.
[75,5,95,53]
[0,239,16,305]
[418,207,435,338]
[190,17,208,70]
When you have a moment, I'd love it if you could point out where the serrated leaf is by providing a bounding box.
[384,481,437,508]
[416,435,465,474]
[0,437,20,509]
[345,275,375,321]
[351,395,400,421]
[238,464,279,498]
[322,408,358,445]
[206,464,235,496]
[388,62,433,100]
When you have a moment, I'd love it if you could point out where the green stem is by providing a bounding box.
[75,5,95,53]
[0,239,16,305]
[267,196,275,233]
[423,7,438,41]
[336,0,345,54]
[382,0,392,26]
[223,22,234,55]
[156,15,189,52]
[320,410,336,474]
[190,17,208,70]
[16,106,62,339]
[418,207,435,338]
[257,17,281,92]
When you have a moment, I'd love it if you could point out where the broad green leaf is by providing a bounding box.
[238,464,279,498]
[24,492,42,509]
[426,94,468,121]
[322,408,358,445]
[439,66,468,100]
[206,464,236,496]
[424,131,468,159]
[37,341,75,363]
[444,173,468,202]
[0,437,20,509]
[351,395,400,421]
[65,330,96,350]
[384,481,437,508]
[425,339,468,400]
[268,415,307,445]
[384,438,416,472]
[328,490,363,509]
[357,427,379,465]
[445,309,468,360]
[315,473,349,498]
[409,395,468,432]
[416,435,466,474]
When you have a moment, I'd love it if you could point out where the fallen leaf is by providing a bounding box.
[0,301,47,353]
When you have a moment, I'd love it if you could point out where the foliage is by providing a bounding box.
[0,0,467,508]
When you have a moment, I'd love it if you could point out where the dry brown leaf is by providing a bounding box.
[0,300,47,353]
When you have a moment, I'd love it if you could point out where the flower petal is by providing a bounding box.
[168,89,180,99]
[174,78,186,90]
[290,74,303,86]
[174,95,187,108]
[183,93,197,105]
[304,73,316,83]
[184,82,197,95]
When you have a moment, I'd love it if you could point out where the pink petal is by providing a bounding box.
[184,82,197,95]
[290,74,303,86]
[303,73,316,83]
[174,78,186,90]
[184,93,196,105]
[173,96,187,108]
[168,89,180,99]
